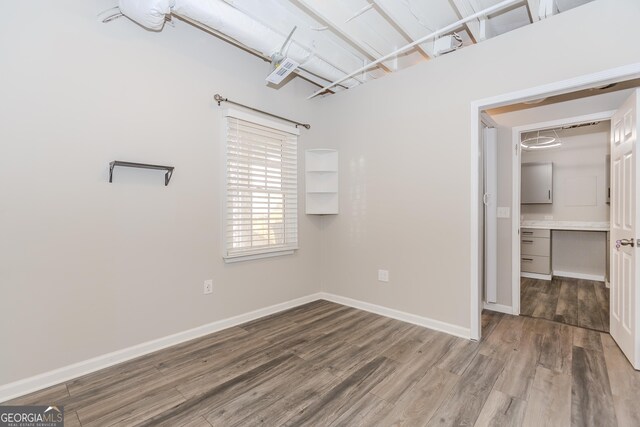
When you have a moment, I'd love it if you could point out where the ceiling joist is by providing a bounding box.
[450,0,489,42]
[289,0,393,73]
[527,0,556,22]
[367,0,433,60]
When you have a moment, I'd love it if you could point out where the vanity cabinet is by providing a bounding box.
[521,162,553,204]
[521,228,551,275]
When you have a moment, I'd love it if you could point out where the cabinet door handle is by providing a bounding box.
[522,240,534,243]
[522,231,533,235]
[548,190,551,200]
[522,257,534,261]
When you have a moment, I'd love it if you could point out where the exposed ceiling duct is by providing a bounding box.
[114,0,596,96]
[117,0,361,90]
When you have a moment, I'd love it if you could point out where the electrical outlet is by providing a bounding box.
[378,269,389,282]
[203,279,213,294]
[544,215,554,220]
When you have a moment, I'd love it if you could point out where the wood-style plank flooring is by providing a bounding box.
[4,300,639,426]
[521,277,610,332]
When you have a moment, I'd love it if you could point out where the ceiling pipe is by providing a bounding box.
[117,0,362,89]
[306,0,523,99]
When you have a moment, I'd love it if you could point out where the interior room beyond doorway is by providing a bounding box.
[481,82,638,335]
[520,276,609,332]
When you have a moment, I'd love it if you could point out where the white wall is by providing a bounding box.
[312,0,640,330]
[552,230,607,279]
[521,122,610,221]
[0,1,324,385]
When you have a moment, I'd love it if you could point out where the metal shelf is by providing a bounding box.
[109,161,175,186]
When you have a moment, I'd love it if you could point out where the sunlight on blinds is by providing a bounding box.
[224,117,298,259]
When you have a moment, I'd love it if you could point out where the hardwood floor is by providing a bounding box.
[521,277,610,333]
[4,300,639,426]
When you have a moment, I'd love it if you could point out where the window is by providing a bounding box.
[223,110,298,262]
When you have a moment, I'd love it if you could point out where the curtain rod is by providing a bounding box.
[214,94,311,129]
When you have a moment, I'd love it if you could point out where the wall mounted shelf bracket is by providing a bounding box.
[109,161,175,186]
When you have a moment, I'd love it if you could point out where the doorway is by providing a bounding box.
[513,116,613,334]
[470,64,640,349]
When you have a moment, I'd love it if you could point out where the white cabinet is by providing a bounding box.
[521,228,551,276]
[521,162,553,204]
[306,149,338,214]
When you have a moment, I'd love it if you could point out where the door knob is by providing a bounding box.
[616,239,635,249]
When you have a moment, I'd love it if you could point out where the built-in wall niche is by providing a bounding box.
[305,149,338,215]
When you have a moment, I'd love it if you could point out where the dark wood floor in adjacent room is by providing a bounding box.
[5,300,639,426]
[520,277,610,332]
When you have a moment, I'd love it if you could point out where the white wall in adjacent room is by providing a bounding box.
[521,122,610,222]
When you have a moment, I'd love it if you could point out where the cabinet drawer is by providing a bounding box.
[521,255,551,274]
[521,237,551,256]
[521,228,550,238]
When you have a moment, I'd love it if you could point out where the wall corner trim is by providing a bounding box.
[0,292,470,403]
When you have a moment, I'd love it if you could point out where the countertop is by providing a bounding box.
[521,220,610,232]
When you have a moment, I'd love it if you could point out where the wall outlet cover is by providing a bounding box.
[204,279,213,294]
[378,269,389,282]
[544,215,554,220]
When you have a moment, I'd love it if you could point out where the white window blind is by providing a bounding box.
[224,115,298,260]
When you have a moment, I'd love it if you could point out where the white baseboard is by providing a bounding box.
[318,292,471,340]
[483,302,514,315]
[521,272,552,281]
[0,291,471,403]
[553,271,605,282]
[0,293,324,403]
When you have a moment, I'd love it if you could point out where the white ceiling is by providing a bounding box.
[116,0,596,94]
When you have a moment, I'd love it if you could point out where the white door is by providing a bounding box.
[610,89,640,369]
[484,128,498,303]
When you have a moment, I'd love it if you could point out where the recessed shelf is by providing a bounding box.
[109,161,175,186]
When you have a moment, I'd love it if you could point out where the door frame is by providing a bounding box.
[470,62,640,340]
[509,112,616,314]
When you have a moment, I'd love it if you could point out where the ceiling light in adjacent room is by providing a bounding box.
[521,129,562,150]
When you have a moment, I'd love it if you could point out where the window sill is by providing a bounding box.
[223,249,296,263]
